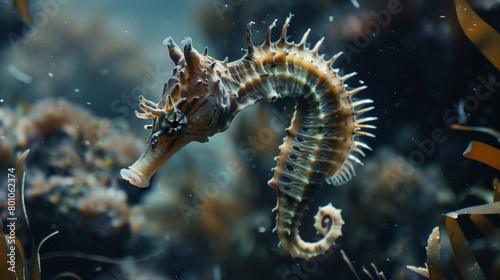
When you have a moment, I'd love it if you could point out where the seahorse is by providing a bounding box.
[120,14,376,260]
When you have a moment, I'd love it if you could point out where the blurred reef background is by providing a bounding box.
[1,0,499,279]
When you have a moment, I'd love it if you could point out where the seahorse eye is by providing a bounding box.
[161,109,187,137]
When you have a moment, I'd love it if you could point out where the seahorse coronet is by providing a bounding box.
[121,14,375,259]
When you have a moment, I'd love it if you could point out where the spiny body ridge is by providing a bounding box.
[120,14,376,260]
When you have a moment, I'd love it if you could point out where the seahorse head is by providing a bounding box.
[120,37,233,188]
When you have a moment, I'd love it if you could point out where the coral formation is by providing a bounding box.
[0,99,145,260]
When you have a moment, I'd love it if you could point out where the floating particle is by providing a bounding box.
[48,72,54,77]
[350,0,360,8]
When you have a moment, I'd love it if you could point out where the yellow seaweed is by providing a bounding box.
[446,201,500,218]
[426,227,445,280]
[13,0,32,24]
[445,217,487,280]
[463,141,500,170]
[452,124,500,143]
[406,227,445,280]
[454,0,500,70]
[406,265,429,278]
[470,214,497,238]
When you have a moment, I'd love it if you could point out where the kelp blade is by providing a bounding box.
[454,0,500,70]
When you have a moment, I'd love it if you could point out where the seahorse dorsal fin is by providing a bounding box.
[297,28,311,50]
[263,19,278,49]
[277,13,294,48]
[245,21,256,57]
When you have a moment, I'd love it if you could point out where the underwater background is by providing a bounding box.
[1,0,499,279]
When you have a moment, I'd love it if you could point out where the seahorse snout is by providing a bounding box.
[120,126,190,188]
[120,166,150,188]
